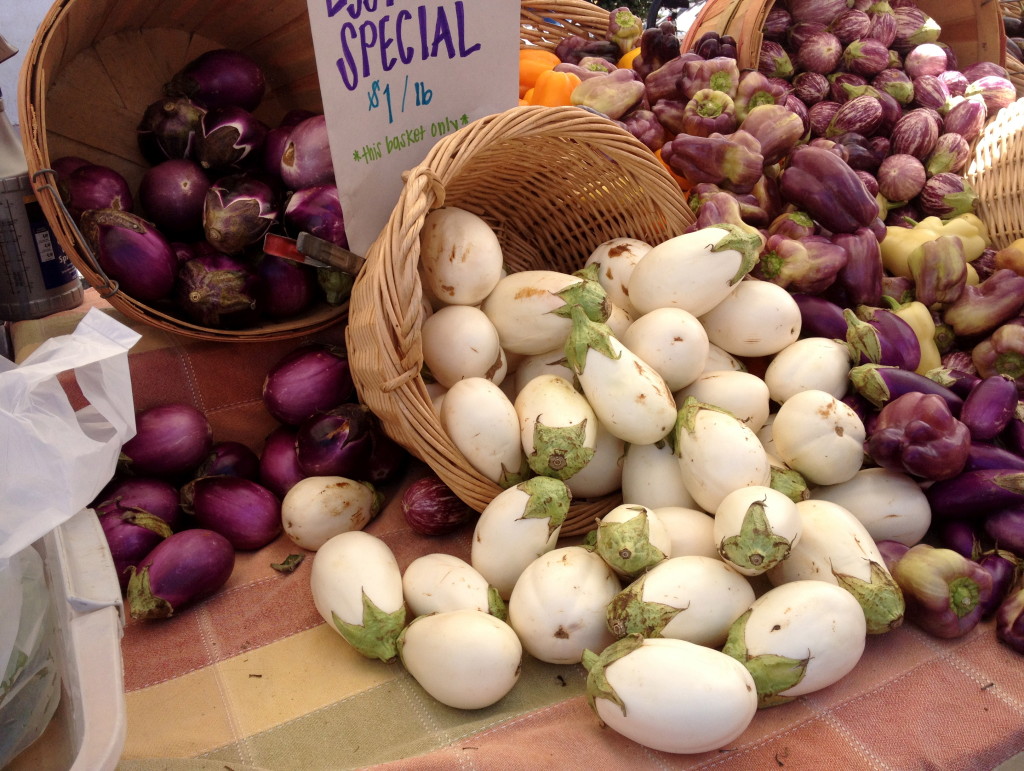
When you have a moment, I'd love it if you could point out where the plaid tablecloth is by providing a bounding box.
[11,292,1024,771]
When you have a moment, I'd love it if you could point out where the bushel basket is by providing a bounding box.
[345,105,696,536]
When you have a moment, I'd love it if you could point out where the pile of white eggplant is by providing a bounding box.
[308,206,930,754]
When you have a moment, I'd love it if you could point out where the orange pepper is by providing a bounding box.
[655,147,691,195]
[527,69,581,107]
[519,47,561,98]
[617,47,642,70]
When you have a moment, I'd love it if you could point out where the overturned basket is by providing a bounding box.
[967,97,1024,249]
[346,105,696,536]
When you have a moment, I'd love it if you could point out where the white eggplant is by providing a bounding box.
[507,545,620,665]
[626,225,762,317]
[309,530,406,661]
[811,467,931,546]
[652,506,718,559]
[713,485,802,576]
[762,336,852,403]
[583,236,652,317]
[470,476,570,599]
[564,305,677,445]
[582,636,758,754]
[440,377,526,487]
[767,498,905,634]
[675,397,772,513]
[398,609,522,709]
[402,553,506,619]
[418,206,503,306]
[592,503,671,578]
[698,278,802,357]
[619,307,709,391]
[421,304,504,388]
[481,269,608,355]
[770,388,866,486]
[514,374,597,480]
[606,555,755,647]
[722,580,867,707]
[703,343,746,374]
[512,348,575,397]
[673,369,771,430]
[281,476,383,551]
[620,439,699,511]
[564,419,625,499]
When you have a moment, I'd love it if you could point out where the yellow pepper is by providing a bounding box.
[881,212,991,277]
[929,215,988,261]
[617,47,642,69]
[880,226,937,278]
[519,48,561,99]
[526,69,581,107]
[891,299,942,374]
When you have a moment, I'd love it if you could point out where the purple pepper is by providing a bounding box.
[943,269,1024,338]
[779,145,879,235]
[831,228,885,307]
[866,391,971,480]
[889,543,994,638]
[753,234,847,294]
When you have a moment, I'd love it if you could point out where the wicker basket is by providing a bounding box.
[17,0,340,342]
[345,105,696,536]
[681,0,1007,72]
[966,97,1024,249]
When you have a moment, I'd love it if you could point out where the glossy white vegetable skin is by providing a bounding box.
[621,440,698,511]
[770,388,866,485]
[421,305,503,388]
[584,236,651,317]
[762,336,852,403]
[811,467,932,546]
[402,553,501,618]
[698,278,802,357]
[713,485,802,576]
[508,546,620,664]
[281,475,380,551]
[620,307,709,392]
[418,206,504,306]
[674,369,771,430]
[440,377,525,486]
[398,609,522,709]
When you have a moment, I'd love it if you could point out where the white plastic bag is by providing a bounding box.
[0,308,141,561]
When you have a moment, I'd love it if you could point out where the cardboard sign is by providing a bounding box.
[306,0,521,256]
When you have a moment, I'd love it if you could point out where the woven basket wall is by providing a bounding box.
[345,105,696,536]
[966,97,1024,249]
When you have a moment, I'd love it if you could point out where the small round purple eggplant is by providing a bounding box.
[121,403,214,478]
[792,71,831,104]
[965,75,1017,114]
[943,96,988,143]
[196,106,269,172]
[166,48,266,112]
[903,42,949,78]
[829,9,871,45]
[261,344,355,425]
[925,132,971,176]
[757,40,794,80]
[127,529,235,619]
[978,550,1022,617]
[797,29,843,74]
[938,69,969,97]
[283,185,348,247]
[259,425,306,500]
[877,153,926,202]
[59,163,134,224]
[401,473,477,536]
[294,403,373,478]
[808,100,841,137]
[203,173,279,254]
[137,96,206,164]
[280,114,334,191]
[195,440,261,480]
[890,108,940,159]
[175,252,259,328]
[841,37,891,77]
[138,159,210,239]
[94,476,182,530]
[181,475,282,550]
[934,518,980,559]
[262,109,317,182]
[961,61,1010,83]
[871,68,915,104]
[100,510,173,592]
[911,74,951,112]
[254,254,317,320]
[829,72,868,102]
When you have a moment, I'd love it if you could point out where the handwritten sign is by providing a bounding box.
[306,0,521,255]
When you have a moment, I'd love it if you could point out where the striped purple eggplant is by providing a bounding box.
[889,108,940,159]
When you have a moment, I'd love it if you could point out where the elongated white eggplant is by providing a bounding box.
[440,377,527,487]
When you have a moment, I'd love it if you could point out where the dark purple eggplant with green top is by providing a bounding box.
[94,476,182,529]
[127,528,235,619]
[889,543,994,638]
[294,402,374,479]
[982,508,1024,558]
[926,469,1024,520]
[866,391,970,480]
[100,510,173,592]
[779,145,879,234]
[793,293,849,339]
[959,375,1018,442]
[943,269,1024,338]
[848,362,963,413]
[844,305,919,369]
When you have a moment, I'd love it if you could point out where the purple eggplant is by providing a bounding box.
[284,184,347,247]
[793,293,850,339]
[789,0,852,26]
[938,69,969,97]
[100,510,173,592]
[841,37,891,76]
[175,252,258,328]
[996,579,1024,653]
[660,133,763,194]
[137,96,207,164]
[927,364,983,398]
[889,108,940,160]
[254,254,317,321]
[825,93,884,138]
[261,343,354,425]
[166,48,266,112]
[960,375,1018,442]
[94,476,182,529]
[79,209,179,304]
[792,71,831,104]
[925,133,971,176]
[763,5,792,40]
[892,5,941,52]
[127,529,235,619]
[280,114,334,191]
[918,173,977,219]
[943,270,1024,338]
[195,440,260,480]
[807,100,841,137]
[830,9,872,44]
[834,131,886,172]
[926,469,1024,520]
[889,543,994,638]
[779,145,879,234]
[983,507,1024,557]
[866,391,970,480]
[258,425,305,499]
[832,228,885,307]
[911,74,951,112]
[753,234,847,294]
[871,68,914,104]
[758,40,795,80]
[844,305,920,370]
[876,153,926,203]
[797,29,844,74]
[979,550,1022,617]
[966,442,1024,472]
[196,106,268,171]
[121,403,214,478]
[935,518,982,559]
[203,173,279,254]
[942,95,988,143]
[865,1,898,47]
[965,75,1017,114]
[903,43,949,78]
[848,362,964,413]
[294,402,374,478]
[181,475,282,550]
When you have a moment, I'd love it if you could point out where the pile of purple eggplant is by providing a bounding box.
[92,343,409,621]
[53,48,349,330]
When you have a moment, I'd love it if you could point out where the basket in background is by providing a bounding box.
[18,0,333,342]
[966,97,1024,249]
[345,105,696,536]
